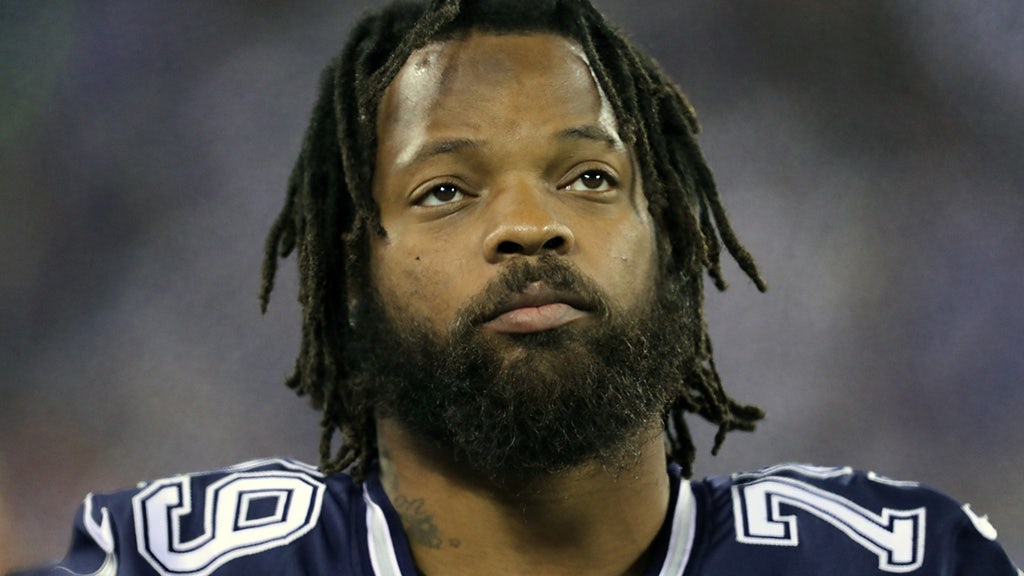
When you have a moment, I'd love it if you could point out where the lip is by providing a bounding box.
[480,282,594,334]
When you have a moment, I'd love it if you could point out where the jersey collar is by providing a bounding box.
[360,466,696,576]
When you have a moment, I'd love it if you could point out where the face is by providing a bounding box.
[362,32,685,476]
[371,32,658,342]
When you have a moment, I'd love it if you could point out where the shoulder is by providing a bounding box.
[686,463,1019,575]
[706,462,967,514]
[91,457,342,536]
[43,458,373,576]
[124,457,333,512]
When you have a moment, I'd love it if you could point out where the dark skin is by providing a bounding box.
[377,420,669,576]
[370,33,673,575]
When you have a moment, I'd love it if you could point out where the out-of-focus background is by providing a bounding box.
[2,0,1021,569]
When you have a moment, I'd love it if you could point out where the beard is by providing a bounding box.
[351,255,696,480]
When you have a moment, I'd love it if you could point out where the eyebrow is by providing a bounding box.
[402,125,621,169]
[404,138,482,168]
[555,125,621,149]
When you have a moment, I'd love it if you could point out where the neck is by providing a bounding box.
[376,418,671,576]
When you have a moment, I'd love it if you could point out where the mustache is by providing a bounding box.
[455,255,612,329]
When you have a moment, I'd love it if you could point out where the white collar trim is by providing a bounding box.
[364,483,404,576]
[363,475,696,576]
[657,478,696,576]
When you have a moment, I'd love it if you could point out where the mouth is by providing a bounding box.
[480,282,596,334]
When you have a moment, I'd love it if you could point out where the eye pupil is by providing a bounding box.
[433,185,458,201]
[581,172,605,189]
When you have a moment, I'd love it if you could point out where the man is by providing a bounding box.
[16,0,1019,574]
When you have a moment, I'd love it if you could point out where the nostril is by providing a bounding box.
[497,240,524,254]
[542,236,565,251]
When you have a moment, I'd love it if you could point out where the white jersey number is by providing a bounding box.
[132,468,325,576]
[732,466,926,573]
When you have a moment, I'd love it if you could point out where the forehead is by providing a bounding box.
[377,32,616,139]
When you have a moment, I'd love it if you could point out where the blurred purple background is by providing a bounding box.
[2,1,1021,569]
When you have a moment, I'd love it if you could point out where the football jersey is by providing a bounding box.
[14,459,1020,575]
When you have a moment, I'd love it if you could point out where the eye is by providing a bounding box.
[417,183,465,207]
[563,170,617,193]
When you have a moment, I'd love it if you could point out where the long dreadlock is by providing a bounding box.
[260,0,767,480]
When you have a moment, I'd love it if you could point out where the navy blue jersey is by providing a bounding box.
[17,459,1020,575]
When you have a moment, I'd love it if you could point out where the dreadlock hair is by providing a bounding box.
[260,0,767,480]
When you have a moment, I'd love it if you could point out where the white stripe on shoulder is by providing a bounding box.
[364,484,404,576]
[83,494,114,554]
[222,457,324,476]
[55,496,118,576]
[658,478,696,576]
[52,554,117,576]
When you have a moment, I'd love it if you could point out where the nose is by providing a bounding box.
[483,185,575,263]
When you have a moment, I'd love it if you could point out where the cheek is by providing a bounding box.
[602,214,659,305]
[370,242,473,328]
[369,240,421,314]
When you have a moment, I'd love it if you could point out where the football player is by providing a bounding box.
[16,1,1020,574]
